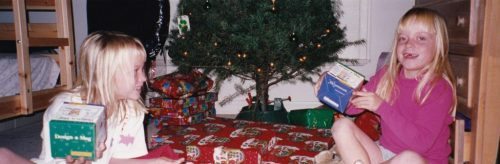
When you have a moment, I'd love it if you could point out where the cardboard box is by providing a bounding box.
[49,103,106,160]
[316,62,364,113]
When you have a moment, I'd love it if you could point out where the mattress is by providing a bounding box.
[0,53,60,97]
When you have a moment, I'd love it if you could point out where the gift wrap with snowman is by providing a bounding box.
[316,62,364,113]
[49,102,106,160]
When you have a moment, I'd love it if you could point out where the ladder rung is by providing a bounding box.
[30,37,69,47]
[0,0,55,10]
[0,37,69,47]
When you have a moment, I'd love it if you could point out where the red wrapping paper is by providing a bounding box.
[135,144,180,160]
[150,117,334,163]
[150,92,218,109]
[354,111,381,141]
[156,108,216,126]
[150,70,214,98]
[149,102,215,118]
[149,105,216,127]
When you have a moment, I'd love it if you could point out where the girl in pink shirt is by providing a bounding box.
[331,8,456,164]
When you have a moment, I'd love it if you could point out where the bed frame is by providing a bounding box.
[0,0,75,120]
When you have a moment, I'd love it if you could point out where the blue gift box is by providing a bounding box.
[316,62,364,113]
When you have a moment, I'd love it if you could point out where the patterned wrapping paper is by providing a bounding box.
[149,102,215,118]
[150,117,334,163]
[151,107,216,127]
[354,111,381,141]
[149,92,218,110]
[150,70,214,98]
[148,92,218,127]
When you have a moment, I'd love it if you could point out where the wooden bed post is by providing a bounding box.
[0,0,76,120]
[55,0,76,89]
[12,0,33,115]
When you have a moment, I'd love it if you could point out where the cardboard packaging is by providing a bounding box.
[49,103,106,160]
[316,62,364,113]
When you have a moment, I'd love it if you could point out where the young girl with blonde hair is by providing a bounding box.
[331,8,456,164]
[31,31,184,164]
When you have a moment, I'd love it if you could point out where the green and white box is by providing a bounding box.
[49,102,106,160]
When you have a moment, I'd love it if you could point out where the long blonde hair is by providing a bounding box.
[376,8,456,115]
[76,31,147,122]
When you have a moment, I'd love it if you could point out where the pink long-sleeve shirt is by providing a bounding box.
[347,66,453,164]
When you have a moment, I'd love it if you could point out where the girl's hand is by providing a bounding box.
[65,142,105,164]
[65,156,87,164]
[95,142,106,159]
[351,90,383,112]
[154,157,185,164]
[313,73,327,95]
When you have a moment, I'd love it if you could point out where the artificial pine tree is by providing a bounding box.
[167,0,361,113]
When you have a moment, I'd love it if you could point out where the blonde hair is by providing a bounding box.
[376,8,456,115]
[75,31,147,122]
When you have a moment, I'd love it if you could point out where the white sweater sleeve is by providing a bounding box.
[31,94,69,164]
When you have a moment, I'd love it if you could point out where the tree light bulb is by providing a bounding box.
[227,61,232,66]
[270,62,274,67]
[299,56,307,62]
[271,0,276,11]
[183,51,188,56]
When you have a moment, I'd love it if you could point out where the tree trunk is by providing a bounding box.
[255,71,269,112]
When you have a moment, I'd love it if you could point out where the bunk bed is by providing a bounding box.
[0,0,75,120]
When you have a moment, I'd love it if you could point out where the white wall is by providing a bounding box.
[72,0,88,55]
[349,0,414,80]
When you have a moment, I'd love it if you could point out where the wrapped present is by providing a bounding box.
[288,108,335,129]
[156,108,216,126]
[149,102,215,118]
[148,92,218,128]
[151,70,214,98]
[149,99,216,128]
[316,62,364,113]
[150,117,334,163]
[187,143,262,163]
[354,111,381,141]
[158,113,206,126]
[135,144,180,160]
[153,119,278,163]
[213,146,261,164]
[149,92,218,109]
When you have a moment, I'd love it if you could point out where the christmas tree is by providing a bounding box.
[167,0,361,112]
